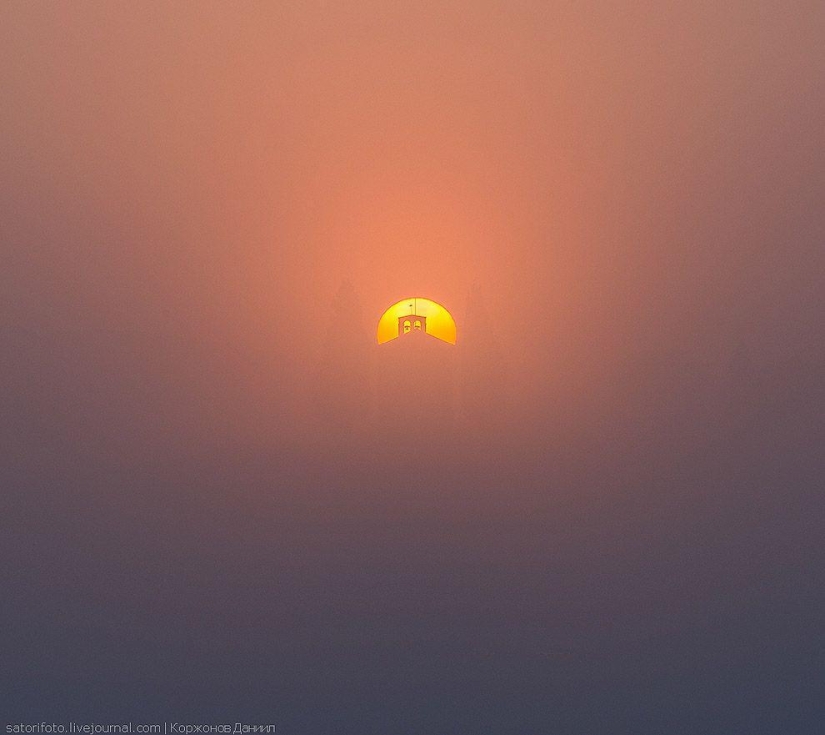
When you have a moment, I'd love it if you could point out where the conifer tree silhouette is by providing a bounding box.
[460,284,507,430]
[315,280,372,430]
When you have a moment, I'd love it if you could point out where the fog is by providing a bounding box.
[2,2,823,732]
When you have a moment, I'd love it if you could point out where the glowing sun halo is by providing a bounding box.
[376,297,457,345]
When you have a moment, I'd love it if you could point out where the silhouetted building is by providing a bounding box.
[373,313,456,439]
[398,314,427,335]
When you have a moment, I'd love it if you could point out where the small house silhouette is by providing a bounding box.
[398,314,427,336]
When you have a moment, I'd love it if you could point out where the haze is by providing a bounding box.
[2,2,823,732]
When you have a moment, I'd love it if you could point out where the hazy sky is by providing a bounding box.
[3,1,822,451]
[2,3,824,730]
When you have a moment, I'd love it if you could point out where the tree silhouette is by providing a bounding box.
[459,284,508,431]
[315,280,372,430]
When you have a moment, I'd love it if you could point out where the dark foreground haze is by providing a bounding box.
[2,2,824,733]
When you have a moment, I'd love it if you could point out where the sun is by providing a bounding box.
[376,297,457,345]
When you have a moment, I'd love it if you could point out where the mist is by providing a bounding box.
[2,2,823,732]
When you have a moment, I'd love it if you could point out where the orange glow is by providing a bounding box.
[377,298,457,345]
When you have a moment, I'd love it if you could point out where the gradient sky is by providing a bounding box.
[2,2,824,732]
[2,2,822,444]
